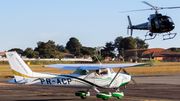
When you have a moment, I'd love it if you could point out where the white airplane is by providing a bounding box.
[6,51,154,100]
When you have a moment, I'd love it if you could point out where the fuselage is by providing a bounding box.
[131,14,175,33]
[22,68,131,89]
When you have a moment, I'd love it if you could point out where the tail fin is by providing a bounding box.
[127,15,133,36]
[6,52,33,83]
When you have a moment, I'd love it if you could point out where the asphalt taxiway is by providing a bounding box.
[0,74,180,101]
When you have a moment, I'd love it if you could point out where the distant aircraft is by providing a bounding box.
[6,52,153,100]
[124,1,180,40]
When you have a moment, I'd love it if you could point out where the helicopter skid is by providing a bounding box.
[144,32,157,41]
[163,32,177,40]
[145,31,177,40]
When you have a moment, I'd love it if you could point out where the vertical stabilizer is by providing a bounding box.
[6,52,33,83]
[127,15,133,36]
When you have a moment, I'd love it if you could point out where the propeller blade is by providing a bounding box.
[131,78,137,85]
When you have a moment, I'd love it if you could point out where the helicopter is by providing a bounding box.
[123,1,180,40]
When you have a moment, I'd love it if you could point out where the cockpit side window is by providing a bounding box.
[72,69,89,75]
[99,68,108,75]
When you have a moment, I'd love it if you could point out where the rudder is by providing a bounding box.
[6,52,33,83]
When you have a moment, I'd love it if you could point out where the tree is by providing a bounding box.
[101,42,115,58]
[114,36,123,53]
[24,48,39,58]
[134,37,149,49]
[114,36,149,55]
[167,47,180,53]
[34,40,58,58]
[92,55,104,62]
[81,47,95,56]
[120,37,136,51]
[57,44,65,51]
[66,37,82,55]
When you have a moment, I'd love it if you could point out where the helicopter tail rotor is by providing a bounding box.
[127,15,133,36]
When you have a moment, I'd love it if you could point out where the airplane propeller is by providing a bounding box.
[122,68,137,85]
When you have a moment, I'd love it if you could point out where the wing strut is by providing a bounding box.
[109,67,122,87]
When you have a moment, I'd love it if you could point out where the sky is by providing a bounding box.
[0,0,180,52]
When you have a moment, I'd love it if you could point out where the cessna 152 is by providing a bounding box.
[6,52,153,100]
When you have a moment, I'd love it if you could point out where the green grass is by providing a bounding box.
[1,62,180,78]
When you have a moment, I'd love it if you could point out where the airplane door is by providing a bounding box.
[94,69,111,87]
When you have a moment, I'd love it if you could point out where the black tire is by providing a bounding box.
[102,98,108,100]
[81,96,87,99]
[117,97,122,101]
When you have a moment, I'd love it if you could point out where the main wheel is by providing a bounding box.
[102,98,108,100]
[117,97,122,101]
[81,96,87,99]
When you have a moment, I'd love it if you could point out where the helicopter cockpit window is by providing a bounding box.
[72,69,89,75]
[160,17,173,23]
[167,18,173,22]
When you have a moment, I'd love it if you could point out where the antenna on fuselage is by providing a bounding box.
[95,55,102,65]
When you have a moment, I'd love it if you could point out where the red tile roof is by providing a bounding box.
[142,48,166,55]
[152,51,180,57]
[0,51,6,55]
[62,53,74,56]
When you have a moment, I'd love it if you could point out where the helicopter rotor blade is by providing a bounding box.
[142,1,157,10]
[127,27,129,35]
[119,8,152,13]
[120,1,180,14]
[160,6,180,9]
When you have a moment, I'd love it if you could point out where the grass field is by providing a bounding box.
[0,62,180,78]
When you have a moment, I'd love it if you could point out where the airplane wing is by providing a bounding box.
[44,63,154,70]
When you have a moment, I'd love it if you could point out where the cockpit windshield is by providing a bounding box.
[159,17,173,23]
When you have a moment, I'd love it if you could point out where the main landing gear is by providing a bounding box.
[162,32,177,40]
[145,31,177,40]
[75,87,124,100]
[75,89,90,99]
[145,31,157,40]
